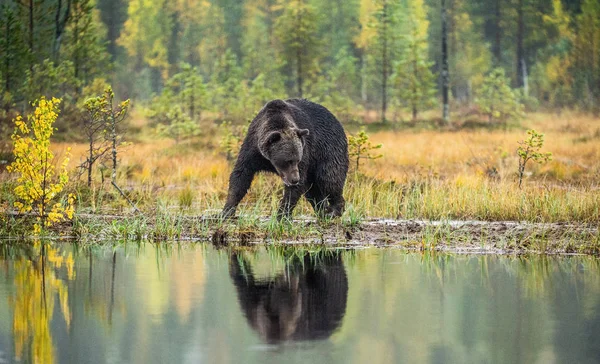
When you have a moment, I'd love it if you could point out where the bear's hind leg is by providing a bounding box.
[325,193,345,218]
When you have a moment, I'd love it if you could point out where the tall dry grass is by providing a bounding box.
[2,111,598,223]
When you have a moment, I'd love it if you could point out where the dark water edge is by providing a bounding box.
[0,242,599,364]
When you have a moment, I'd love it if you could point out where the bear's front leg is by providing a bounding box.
[277,186,303,220]
[222,168,256,218]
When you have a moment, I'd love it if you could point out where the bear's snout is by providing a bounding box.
[280,168,300,187]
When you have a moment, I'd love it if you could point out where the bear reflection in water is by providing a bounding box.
[229,252,348,344]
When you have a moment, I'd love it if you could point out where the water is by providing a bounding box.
[0,243,599,364]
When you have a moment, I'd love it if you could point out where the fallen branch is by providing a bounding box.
[111,181,141,214]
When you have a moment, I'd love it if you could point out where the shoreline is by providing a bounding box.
[1,215,598,256]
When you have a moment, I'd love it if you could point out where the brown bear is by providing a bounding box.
[221,99,349,219]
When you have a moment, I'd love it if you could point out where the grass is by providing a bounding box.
[0,111,599,251]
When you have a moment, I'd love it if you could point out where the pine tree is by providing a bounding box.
[274,0,321,97]
[370,0,402,122]
[529,0,574,108]
[62,0,109,89]
[393,0,437,121]
[571,0,600,111]
[240,0,281,82]
[96,0,127,61]
[441,0,450,122]
[0,4,27,96]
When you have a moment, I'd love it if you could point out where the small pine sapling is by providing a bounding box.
[85,87,137,211]
[517,129,552,188]
[81,96,111,187]
[476,68,525,124]
[219,121,248,162]
[7,97,74,234]
[156,106,201,144]
[348,128,382,172]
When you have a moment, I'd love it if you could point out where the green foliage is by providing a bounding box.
[0,4,27,95]
[348,128,382,172]
[570,0,600,112]
[476,68,525,124]
[364,0,404,120]
[155,106,201,144]
[149,63,207,123]
[307,48,361,122]
[219,121,249,162]
[0,0,598,135]
[274,0,322,97]
[207,49,243,117]
[392,0,437,121]
[22,60,80,105]
[517,129,552,188]
[6,98,74,234]
[62,0,111,84]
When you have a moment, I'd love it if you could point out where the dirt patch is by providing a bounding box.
[341,219,599,255]
[4,214,598,255]
[209,218,599,255]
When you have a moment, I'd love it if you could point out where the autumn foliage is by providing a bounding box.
[7,97,74,234]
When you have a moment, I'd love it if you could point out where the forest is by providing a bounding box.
[0,0,598,132]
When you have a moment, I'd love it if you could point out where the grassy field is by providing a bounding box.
[0,110,599,248]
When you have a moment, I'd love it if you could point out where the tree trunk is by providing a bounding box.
[4,13,10,94]
[516,0,525,89]
[381,0,388,123]
[28,0,33,73]
[54,0,72,60]
[412,47,418,121]
[190,81,195,120]
[73,4,80,80]
[111,109,117,184]
[88,135,93,187]
[493,0,502,65]
[296,0,303,98]
[441,0,450,123]
[361,52,367,103]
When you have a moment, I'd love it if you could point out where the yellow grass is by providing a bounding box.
[2,111,599,223]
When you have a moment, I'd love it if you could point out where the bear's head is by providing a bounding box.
[260,127,309,186]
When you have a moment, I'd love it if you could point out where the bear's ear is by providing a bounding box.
[264,99,287,111]
[296,128,309,138]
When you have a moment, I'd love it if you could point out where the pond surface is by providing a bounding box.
[0,243,599,364]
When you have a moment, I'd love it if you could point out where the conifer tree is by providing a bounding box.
[394,0,437,121]
[274,0,321,97]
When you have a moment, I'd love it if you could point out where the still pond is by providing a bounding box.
[0,243,599,364]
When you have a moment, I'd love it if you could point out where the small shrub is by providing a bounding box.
[156,106,201,144]
[7,97,75,234]
[476,68,525,124]
[219,121,248,162]
[348,128,382,172]
[517,129,552,188]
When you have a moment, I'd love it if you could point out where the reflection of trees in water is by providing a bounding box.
[229,250,348,344]
[3,242,74,364]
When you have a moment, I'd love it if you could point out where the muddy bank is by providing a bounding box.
[209,217,599,255]
[3,214,599,255]
[342,219,599,255]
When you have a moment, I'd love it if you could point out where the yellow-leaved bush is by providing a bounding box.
[6,97,75,234]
